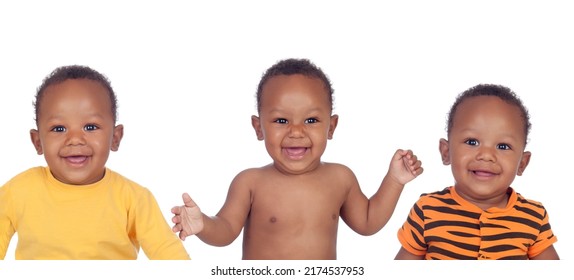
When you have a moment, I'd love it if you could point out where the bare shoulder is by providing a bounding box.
[320,162,356,177]
[229,164,275,189]
[234,165,273,179]
[322,162,352,170]
[318,162,359,189]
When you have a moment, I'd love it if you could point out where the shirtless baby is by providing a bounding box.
[171,58,423,259]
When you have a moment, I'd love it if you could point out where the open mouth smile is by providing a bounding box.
[283,147,308,159]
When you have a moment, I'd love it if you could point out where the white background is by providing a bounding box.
[1,0,572,278]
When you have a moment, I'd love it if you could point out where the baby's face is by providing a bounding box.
[441,96,530,206]
[252,74,337,175]
[30,79,123,185]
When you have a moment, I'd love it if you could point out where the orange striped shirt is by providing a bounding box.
[397,186,557,260]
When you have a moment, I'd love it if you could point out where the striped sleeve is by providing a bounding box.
[523,200,557,258]
[397,197,427,256]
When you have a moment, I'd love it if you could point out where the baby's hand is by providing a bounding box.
[171,193,204,241]
[388,149,423,185]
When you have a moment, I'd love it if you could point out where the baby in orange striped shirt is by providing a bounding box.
[395,84,559,260]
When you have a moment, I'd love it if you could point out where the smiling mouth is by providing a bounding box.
[472,170,496,177]
[284,147,308,158]
[65,156,89,164]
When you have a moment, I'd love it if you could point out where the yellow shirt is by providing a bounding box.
[0,167,190,260]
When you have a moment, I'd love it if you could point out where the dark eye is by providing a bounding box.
[51,126,66,132]
[305,118,318,124]
[274,118,288,124]
[497,143,511,150]
[84,124,98,131]
[464,139,479,146]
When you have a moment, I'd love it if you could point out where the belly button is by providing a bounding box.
[270,217,277,223]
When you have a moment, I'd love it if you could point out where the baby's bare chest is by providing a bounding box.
[247,181,347,229]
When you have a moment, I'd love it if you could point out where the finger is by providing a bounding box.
[406,156,420,168]
[412,160,422,170]
[414,166,424,176]
[172,215,180,224]
[401,154,414,167]
[172,224,181,233]
[179,232,187,241]
[394,149,406,159]
[171,206,181,215]
[410,159,423,173]
[182,193,198,208]
[403,149,413,157]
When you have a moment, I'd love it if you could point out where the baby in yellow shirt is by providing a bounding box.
[0,65,189,260]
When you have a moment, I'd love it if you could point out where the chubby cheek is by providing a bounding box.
[90,141,107,153]
[449,164,464,183]
[261,127,285,143]
[90,133,116,151]
[263,136,282,154]
[451,147,473,164]
[313,132,329,146]
[449,152,470,177]
[309,128,330,140]
[41,141,60,157]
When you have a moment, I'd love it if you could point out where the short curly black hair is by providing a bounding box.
[256,58,334,112]
[446,84,531,144]
[34,65,118,123]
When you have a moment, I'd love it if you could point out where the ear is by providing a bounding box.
[111,124,124,151]
[251,115,264,141]
[30,129,43,155]
[517,151,531,176]
[439,138,451,165]
[328,114,339,140]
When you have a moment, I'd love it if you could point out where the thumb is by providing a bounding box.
[182,192,198,208]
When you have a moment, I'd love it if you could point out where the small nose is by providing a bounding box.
[476,145,496,162]
[288,123,305,138]
[65,128,86,146]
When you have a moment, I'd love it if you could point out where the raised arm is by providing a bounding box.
[171,171,253,246]
[340,149,423,235]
